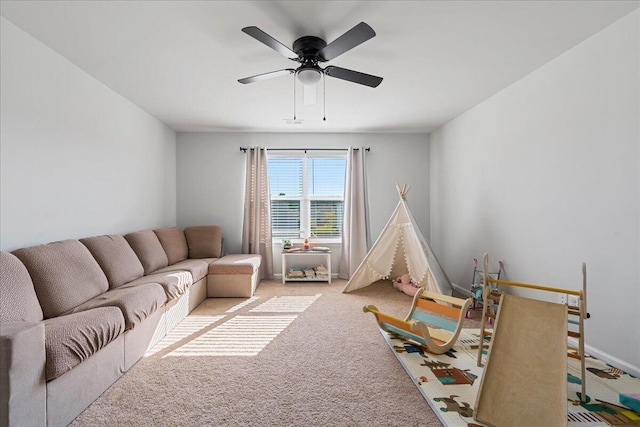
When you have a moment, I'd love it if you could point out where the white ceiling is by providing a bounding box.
[1,1,638,133]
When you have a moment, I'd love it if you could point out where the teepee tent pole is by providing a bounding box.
[396,183,410,200]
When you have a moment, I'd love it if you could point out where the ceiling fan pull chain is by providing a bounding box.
[323,72,326,122]
[293,73,297,120]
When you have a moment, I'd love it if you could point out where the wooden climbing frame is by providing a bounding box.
[477,253,589,402]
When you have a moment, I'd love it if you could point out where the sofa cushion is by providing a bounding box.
[184,225,223,259]
[68,284,166,330]
[154,259,212,284]
[43,307,124,381]
[0,251,44,322]
[124,230,169,275]
[122,271,192,301]
[209,254,262,275]
[13,240,109,319]
[153,227,188,265]
[80,235,144,289]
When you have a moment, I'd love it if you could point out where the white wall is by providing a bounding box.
[176,132,429,275]
[0,18,177,251]
[430,10,639,373]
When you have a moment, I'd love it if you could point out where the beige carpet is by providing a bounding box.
[71,279,480,426]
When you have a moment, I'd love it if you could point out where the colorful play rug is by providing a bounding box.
[382,328,640,426]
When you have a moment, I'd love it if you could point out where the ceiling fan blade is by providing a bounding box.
[318,22,376,61]
[238,69,295,84]
[324,66,383,88]
[242,26,297,59]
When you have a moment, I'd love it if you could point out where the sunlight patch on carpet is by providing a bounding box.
[164,315,297,357]
[249,294,322,313]
[226,296,260,313]
[145,315,225,356]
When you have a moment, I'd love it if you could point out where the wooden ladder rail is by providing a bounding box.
[476,254,588,402]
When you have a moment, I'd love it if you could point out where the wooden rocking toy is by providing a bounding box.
[364,288,471,354]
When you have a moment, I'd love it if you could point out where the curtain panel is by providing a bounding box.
[242,147,273,279]
[339,147,368,279]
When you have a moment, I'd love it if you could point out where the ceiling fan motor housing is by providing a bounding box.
[293,36,326,85]
[293,36,327,64]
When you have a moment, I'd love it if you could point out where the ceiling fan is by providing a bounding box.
[238,22,383,89]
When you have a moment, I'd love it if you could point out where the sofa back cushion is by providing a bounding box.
[124,230,169,275]
[0,251,44,322]
[80,235,144,288]
[184,225,223,259]
[153,227,188,265]
[12,240,109,319]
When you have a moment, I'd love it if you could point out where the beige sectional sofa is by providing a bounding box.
[0,226,261,427]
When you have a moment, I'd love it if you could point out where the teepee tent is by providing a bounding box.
[342,184,453,295]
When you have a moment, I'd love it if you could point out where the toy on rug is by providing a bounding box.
[466,258,503,319]
[363,288,471,355]
[620,393,640,413]
[392,273,420,297]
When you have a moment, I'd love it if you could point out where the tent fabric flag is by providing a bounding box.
[342,184,453,295]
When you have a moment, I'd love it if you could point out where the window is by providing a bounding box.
[268,152,346,242]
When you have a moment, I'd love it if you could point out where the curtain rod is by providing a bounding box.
[239,147,370,153]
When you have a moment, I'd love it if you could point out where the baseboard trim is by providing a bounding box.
[451,282,472,297]
[567,338,639,378]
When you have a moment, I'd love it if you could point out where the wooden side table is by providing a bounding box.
[281,251,331,284]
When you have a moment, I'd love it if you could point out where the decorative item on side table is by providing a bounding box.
[303,237,310,250]
[282,239,292,250]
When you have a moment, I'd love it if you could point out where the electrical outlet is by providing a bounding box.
[558,294,567,304]
[568,295,579,307]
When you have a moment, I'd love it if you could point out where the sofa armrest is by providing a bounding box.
[0,322,46,427]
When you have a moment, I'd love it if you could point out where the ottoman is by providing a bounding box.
[207,254,262,297]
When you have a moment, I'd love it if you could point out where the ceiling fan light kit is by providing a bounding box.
[296,67,322,86]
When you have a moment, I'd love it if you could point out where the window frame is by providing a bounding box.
[268,150,346,244]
